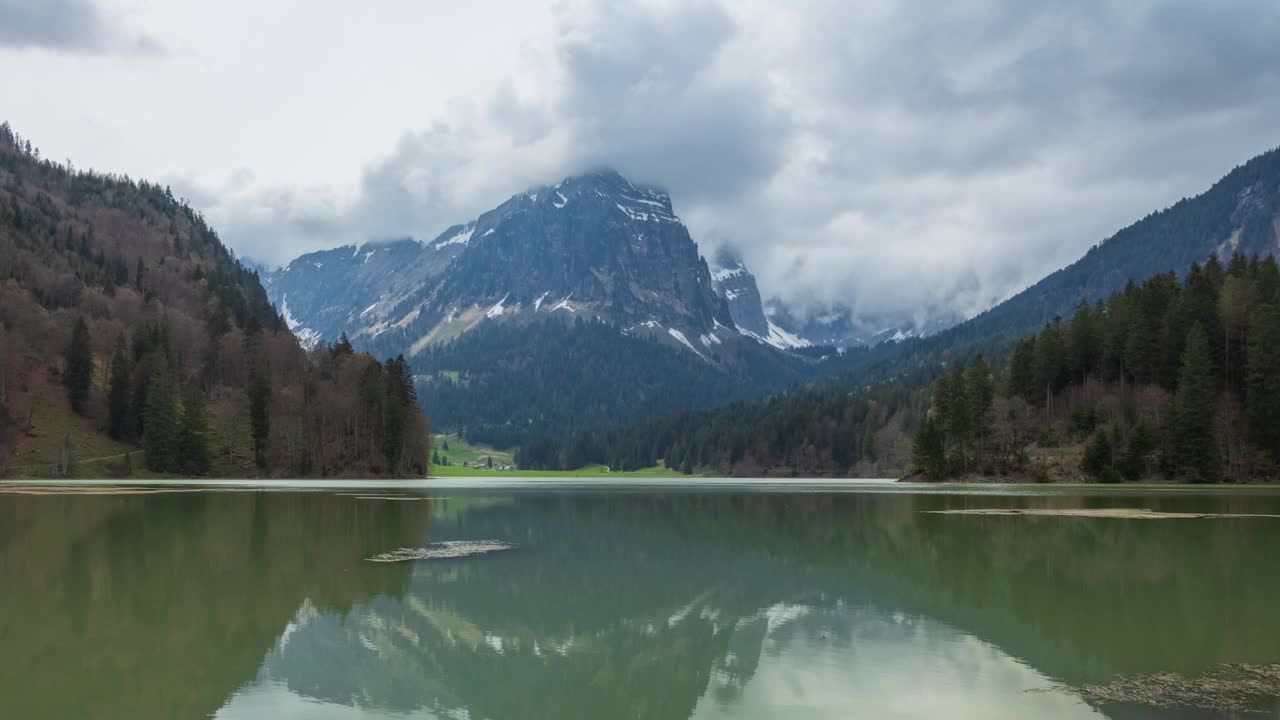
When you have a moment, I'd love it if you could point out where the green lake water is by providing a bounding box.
[2,481,1279,719]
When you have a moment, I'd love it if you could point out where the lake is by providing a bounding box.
[2,480,1279,719]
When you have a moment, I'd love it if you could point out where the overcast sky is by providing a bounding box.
[6,0,1280,319]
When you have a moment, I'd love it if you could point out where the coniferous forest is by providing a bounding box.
[0,125,430,477]
[520,254,1280,482]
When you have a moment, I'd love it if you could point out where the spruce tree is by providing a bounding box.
[249,363,270,469]
[107,336,131,439]
[143,355,178,472]
[1032,321,1064,408]
[1245,302,1280,458]
[1006,339,1035,399]
[1081,428,1112,479]
[1068,300,1099,383]
[333,332,354,357]
[178,384,210,475]
[1120,421,1154,481]
[382,356,415,471]
[911,416,947,479]
[64,317,93,415]
[1173,323,1219,482]
[964,355,994,463]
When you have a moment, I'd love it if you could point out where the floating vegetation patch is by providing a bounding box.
[366,540,515,563]
[351,495,429,501]
[336,493,447,501]
[1075,664,1280,712]
[0,485,212,496]
[924,508,1280,520]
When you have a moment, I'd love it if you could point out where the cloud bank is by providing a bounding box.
[177,0,1280,320]
[0,0,160,54]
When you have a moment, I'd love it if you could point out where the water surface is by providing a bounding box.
[2,481,1278,719]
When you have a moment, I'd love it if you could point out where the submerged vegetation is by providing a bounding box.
[1076,664,1280,713]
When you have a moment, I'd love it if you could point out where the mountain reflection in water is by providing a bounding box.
[2,487,1278,719]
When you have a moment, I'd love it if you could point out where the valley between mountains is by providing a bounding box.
[4,121,1280,481]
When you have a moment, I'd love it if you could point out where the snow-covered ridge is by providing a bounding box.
[738,320,811,350]
[614,202,680,224]
[430,223,476,249]
[712,265,748,283]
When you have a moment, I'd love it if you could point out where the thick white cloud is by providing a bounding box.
[8,0,1280,320]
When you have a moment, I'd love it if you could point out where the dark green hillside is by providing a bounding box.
[524,255,1280,482]
[0,123,429,478]
[415,317,809,448]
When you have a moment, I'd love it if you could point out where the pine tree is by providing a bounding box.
[1032,321,1064,410]
[178,384,210,475]
[249,362,270,469]
[1173,323,1219,482]
[1123,307,1154,384]
[64,317,93,415]
[964,355,994,463]
[1006,339,1035,399]
[1120,421,1154,481]
[1081,428,1112,480]
[1067,300,1099,383]
[333,332,353,357]
[382,356,414,471]
[1245,302,1280,459]
[143,355,178,472]
[934,361,970,471]
[107,336,131,439]
[911,415,947,479]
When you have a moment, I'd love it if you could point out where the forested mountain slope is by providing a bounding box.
[267,170,839,446]
[0,124,429,478]
[415,318,813,448]
[522,254,1280,482]
[954,146,1280,342]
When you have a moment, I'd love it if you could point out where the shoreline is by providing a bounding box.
[5,477,1280,494]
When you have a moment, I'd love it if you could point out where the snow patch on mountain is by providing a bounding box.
[668,328,706,360]
[278,295,301,330]
[738,320,811,350]
[486,293,510,318]
[294,328,323,351]
[711,266,746,283]
[431,224,476,249]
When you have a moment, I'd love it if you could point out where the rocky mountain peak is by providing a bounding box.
[266,168,744,361]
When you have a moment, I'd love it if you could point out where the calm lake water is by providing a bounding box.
[2,481,1279,719]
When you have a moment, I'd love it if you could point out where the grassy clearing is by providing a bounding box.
[431,433,515,469]
[430,462,683,478]
[429,433,688,476]
[9,392,146,479]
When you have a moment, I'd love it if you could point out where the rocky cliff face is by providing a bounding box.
[709,249,770,338]
[265,170,743,359]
